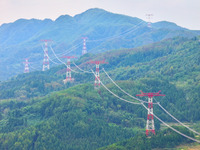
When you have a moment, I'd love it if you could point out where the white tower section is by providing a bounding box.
[146,14,153,28]
[82,37,88,55]
[146,97,155,136]
[24,58,30,73]
[42,41,50,71]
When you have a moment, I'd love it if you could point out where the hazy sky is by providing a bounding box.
[0,0,200,30]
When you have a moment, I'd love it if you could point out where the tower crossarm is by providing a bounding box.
[87,59,108,65]
[61,56,76,59]
[136,90,165,98]
[40,39,52,42]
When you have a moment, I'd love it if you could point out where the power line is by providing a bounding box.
[157,102,200,136]
[86,21,146,54]
[102,68,158,104]
[142,103,200,143]
[72,61,93,74]
[41,44,60,65]
[49,45,82,74]
[51,41,83,58]
[92,68,200,142]
[87,21,145,43]
[91,69,142,105]
[102,68,200,137]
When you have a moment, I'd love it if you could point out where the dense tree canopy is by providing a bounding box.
[0,36,199,149]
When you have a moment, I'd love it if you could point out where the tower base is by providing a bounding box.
[146,129,155,136]
[63,78,74,84]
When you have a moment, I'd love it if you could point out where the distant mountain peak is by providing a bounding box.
[73,8,143,25]
[83,8,108,13]
[74,8,109,19]
[55,14,72,21]
[153,21,185,30]
[55,14,74,24]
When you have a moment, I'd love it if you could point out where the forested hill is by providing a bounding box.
[1,36,199,104]
[0,8,200,80]
[0,36,199,149]
[99,126,194,150]
[0,80,195,149]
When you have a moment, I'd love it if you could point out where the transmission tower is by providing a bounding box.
[61,56,76,84]
[41,39,51,71]
[82,37,88,55]
[146,14,153,28]
[23,58,30,73]
[88,59,108,89]
[136,90,165,136]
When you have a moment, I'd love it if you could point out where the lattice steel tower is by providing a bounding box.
[82,37,88,55]
[41,40,51,71]
[61,56,76,84]
[146,14,153,28]
[88,60,108,89]
[136,90,165,136]
[23,58,30,73]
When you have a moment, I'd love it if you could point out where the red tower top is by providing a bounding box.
[82,37,88,40]
[61,56,76,59]
[23,58,31,63]
[136,90,165,98]
[87,59,108,65]
[40,39,52,42]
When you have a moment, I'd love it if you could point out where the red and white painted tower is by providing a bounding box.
[61,56,76,84]
[41,40,51,71]
[136,90,165,136]
[88,60,108,89]
[23,58,30,73]
[146,14,153,28]
[82,37,88,55]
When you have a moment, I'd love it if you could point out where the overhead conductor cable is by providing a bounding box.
[92,69,200,143]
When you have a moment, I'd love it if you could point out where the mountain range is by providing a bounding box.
[0,8,200,80]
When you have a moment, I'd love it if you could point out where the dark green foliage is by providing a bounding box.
[0,78,197,149]
[0,84,143,149]
[100,126,194,150]
[0,36,199,149]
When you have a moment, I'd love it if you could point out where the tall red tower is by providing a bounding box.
[88,60,108,89]
[61,56,76,84]
[82,37,88,55]
[23,58,30,73]
[41,39,51,71]
[136,90,165,136]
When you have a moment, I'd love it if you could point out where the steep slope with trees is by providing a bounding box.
[0,80,193,149]
[0,36,199,149]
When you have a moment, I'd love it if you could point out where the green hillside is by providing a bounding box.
[0,80,192,149]
[99,126,195,150]
[0,84,141,149]
[0,36,199,149]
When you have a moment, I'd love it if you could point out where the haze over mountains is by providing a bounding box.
[0,8,200,80]
[0,7,200,149]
